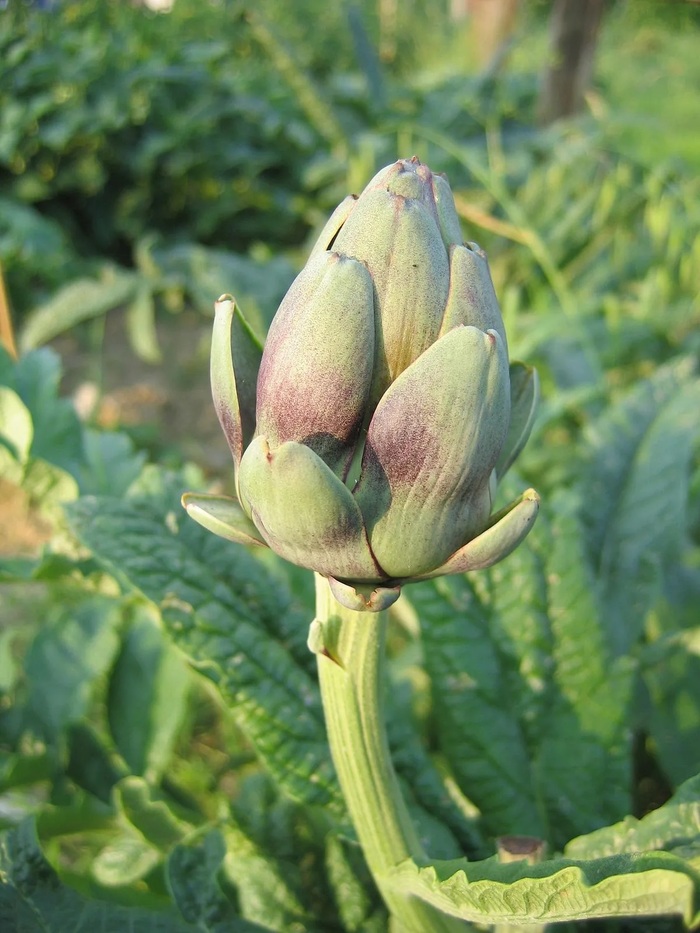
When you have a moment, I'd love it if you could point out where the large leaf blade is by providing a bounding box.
[68,489,342,813]
[386,852,699,926]
[0,819,195,932]
[582,357,700,653]
[411,575,543,839]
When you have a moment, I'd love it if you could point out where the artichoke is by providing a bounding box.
[183,157,539,611]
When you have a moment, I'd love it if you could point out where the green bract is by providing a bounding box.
[183,157,540,611]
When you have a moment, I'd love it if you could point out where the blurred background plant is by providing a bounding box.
[1,1,700,930]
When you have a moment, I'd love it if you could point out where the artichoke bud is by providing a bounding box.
[441,243,507,351]
[185,157,540,611]
[254,251,374,477]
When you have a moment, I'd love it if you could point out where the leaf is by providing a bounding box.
[24,596,123,740]
[19,267,139,351]
[325,834,386,933]
[565,773,700,860]
[20,457,80,535]
[221,774,338,932]
[126,282,161,364]
[643,623,700,785]
[581,357,700,654]
[167,830,267,933]
[411,574,544,839]
[0,387,33,462]
[93,777,193,888]
[107,606,191,780]
[92,833,162,888]
[115,777,191,852]
[483,503,551,744]
[78,429,146,497]
[416,489,635,848]
[386,850,699,926]
[386,684,485,859]
[2,348,83,476]
[529,495,634,844]
[67,485,343,814]
[66,722,128,804]
[0,818,195,932]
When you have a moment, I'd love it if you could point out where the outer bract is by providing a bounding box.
[183,157,540,611]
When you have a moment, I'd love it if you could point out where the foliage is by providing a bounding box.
[1,1,700,929]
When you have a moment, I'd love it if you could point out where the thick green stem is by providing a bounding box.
[313,575,464,933]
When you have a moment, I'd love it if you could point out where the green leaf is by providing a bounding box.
[643,624,700,784]
[416,489,635,847]
[19,267,139,351]
[529,495,634,844]
[325,834,386,933]
[0,818,195,932]
[115,777,191,852]
[92,833,162,888]
[221,774,341,932]
[20,456,80,534]
[386,683,484,859]
[167,830,268,933]
[386,850,699,926]
[66,722,128,804]
[67,485,342,814]
[92,777,194,888]
[107,606,190,780]
[483,501,551,742]
[126,282,161,363]
[24,596,123,740]
[565,773,700,860]
[582,357,700,654]
[1,348,83,476]
[411,574,543,839]
[78,429,146,497]
[0,387,33,462]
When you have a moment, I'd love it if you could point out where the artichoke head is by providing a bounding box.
[183,157,540,611]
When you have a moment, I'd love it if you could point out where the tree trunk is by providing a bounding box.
[538,0,607,124]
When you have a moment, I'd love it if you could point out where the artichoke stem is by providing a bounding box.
[314,575,464,932]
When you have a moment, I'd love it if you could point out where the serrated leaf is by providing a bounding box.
[484,504,551,743]
[531,496,634,843]
[67,488,342,814]
[24,596,123,740]
[387,685,484,859]
[0,818,195,932]
[416,489,635,847]
[219,771,367,930]
[565,773,700,860]
[19,267,139,351]
[411,575,543,839]
[129,466,313,673]
[582,357,700,654]
[108,607,190,780]
[386,850,699,926]
[221,804,322,931]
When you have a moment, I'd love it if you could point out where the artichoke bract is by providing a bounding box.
[183,157,540,611]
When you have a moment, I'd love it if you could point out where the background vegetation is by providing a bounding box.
[1,1,699,930]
